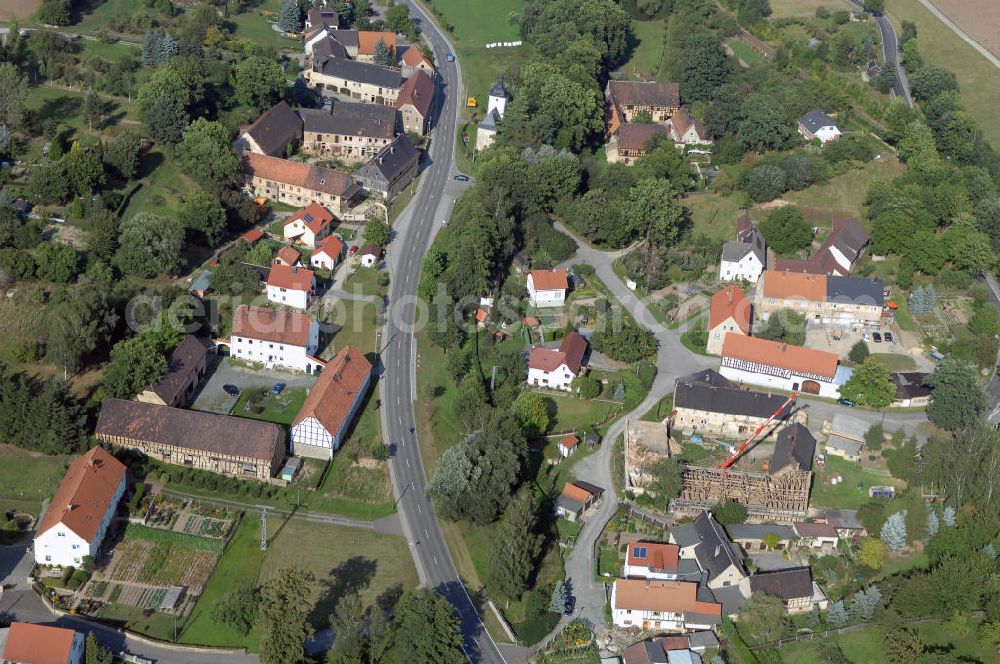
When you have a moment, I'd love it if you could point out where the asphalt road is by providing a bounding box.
[850,1,913,105]
[376,2,512,663]
[980,274,1000,422]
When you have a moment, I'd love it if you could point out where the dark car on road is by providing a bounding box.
[838,398,856,407]
[223,384,239,396]
[873,332,882,343]
[272,382,287,395]
[884,332,893,342]
[454,174,470,182]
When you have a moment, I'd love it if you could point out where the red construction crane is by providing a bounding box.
[719,392,798,470]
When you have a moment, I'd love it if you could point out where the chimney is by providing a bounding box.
[780,343,787,352]
[715,544,721,557]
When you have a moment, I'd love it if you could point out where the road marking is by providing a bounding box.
[416,502,421,514]
[406,458,411,468]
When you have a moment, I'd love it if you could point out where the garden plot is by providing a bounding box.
[106,538,219,596]
[173,513,232,539]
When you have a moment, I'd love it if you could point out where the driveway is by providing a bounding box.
[190,356,318,415]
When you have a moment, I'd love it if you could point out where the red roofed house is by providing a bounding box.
[241,228,264,244]
[605,80,681,136]
[274,245,302,267]
[356,31,397,62]
[230,304,323,373]
[720,334,843,398]
[400,44,435,78]
[707,284,751,355]
[291,346,373,459]
[527,268,569,308]
[283,202,336,247]
[527,330,588,391]
[396,69,434,136]
[266,264,317,309]
[34,447,127,567]
[243,152,361,215]
[611,578,722,632]
[623,541,681,581]
[1,622,85,664]
[669,106,711,145]
[606,123,668,165]
[558,434,579,458]
[359,244,381,267]
[310,236,346,271]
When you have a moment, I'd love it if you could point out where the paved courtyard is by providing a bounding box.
[190,356,318,415]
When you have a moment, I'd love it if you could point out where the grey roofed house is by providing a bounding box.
[674,369,791,420]
[866,59,882,79]
[556,494,584,515]
[574,480,605,498]
[688,511,747,583]
[826,275,885,307]
[770,423,816,475]
[144,335,211,406]
[892,372,932,400]
[237,101,304,156]
[726,523,797,542]
[314,56,404,89]
[676,557,702,579]
[826,435,863,458]
[686,631,720,652]
[749,567,814,601]
[190,269,212,295]
[299,101,397,138]
[827,219,869,264]
[799,109,838,134]
[708,584,746,616]
[669,521,700,548]
[721,227,766,265]
[313,34,349,60]
[356,134,419,199]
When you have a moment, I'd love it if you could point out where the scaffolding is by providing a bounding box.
[673,463,812,520]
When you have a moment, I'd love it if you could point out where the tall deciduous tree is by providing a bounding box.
[115,213,185,277]
[681,33,728,103]
[839,357,895,408]
[736,593,788,644]
[180,191,227,246]
[758,206,811,256]
[391,589,465,663]
[176,119,239,188]
[259,567,315,664]
[488,489,541,600]
[103,129,142,181]
[512,391,549,438]
[925,359,988,432]
[234,57,287,111]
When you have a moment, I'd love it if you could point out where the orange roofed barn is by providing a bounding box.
[33,447,126,567]
[707,284,750,355]
[611,578,722,632]
[291,346,373,459]
[243,152,360,214]
[720,334,846,398]
[1,622,85,664]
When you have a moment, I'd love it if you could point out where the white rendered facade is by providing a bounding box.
[290,376,371,459]
[34,476,125,567]
[527,363,576,391]
[718,251,764,283]
[266,280,315,309]
[231,323,321,373]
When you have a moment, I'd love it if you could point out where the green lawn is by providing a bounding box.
[869,353,917,371]
[232,386,308,427]
[324,299,380,355]
[768,0,853,18]
[684,191,745,243]
[258,519,418,627]
[24,85,138,137]
[0,446,71,519]
[123,148,197,219]
[784,157,906,219]
[544,393,619,433]
[342,267,388,298]
[622,20,669,80]
[229,9,302,53]
[888,0,1000,146]
[68,0,143,33]
[96,603,177,642]
[811,455,904,509]
[726,39,766,66]
[640,394,673,422]
[413,330,465,478]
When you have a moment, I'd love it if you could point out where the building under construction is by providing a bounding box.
[672,422,816,519]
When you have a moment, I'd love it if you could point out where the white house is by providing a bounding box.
[557,434,579,458]
[290,346,372,459]
[283,201,335,248]
[718,229,766,282]
[707,285,751,355]
[230,304,324,373]
[623,541,681,581]
[668,511,748,591]
[527,268,569,308]
[527,331,587,391]
[310,237,345,271]
[359,244,381,267]
[798,109,841,143]
[1,623,85,664]
[719,334,845,399]
[610,579,722,632]
[34,447,126,568]
[266,264,317,309]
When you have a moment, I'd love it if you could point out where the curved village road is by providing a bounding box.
[375,2,519,663]
[849,1,913,105]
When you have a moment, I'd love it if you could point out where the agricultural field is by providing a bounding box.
[768,0,854,18]
[924,0,1000,59]
[887,0,1000,146]
[0,446,71,520]
[106,533,220,594]
[0,0,41,20]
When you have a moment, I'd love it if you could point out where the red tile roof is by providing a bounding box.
[528,268,569,292]
[760,271,827,302]
[561,482,593,504]
[3,622,79,664]
[722,335,839,379]
[709,284,750,334]
[36,447,126,543]
[360,244,381,257]
[475,308,488,323]
[792,521,838,538]
[626,541,680,573]
[357,31,396,56]
[402,45,432,67]
[231,304,314,346]
[528,347,566,372]
[559,331,588,374]
[560,434,578,450]
[267,264,315,291]
[284,202,335,236]
[293,346,372,435]
[275,245,301,266]
[613,579,722,617]
[313,237,345,261]
[396,70,434,117]
[241,229,264,243]
[607,80,680,109]
[243,153,359,199]
[616,123,667,152]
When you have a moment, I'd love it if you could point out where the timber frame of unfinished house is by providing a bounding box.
[672,463,812,519]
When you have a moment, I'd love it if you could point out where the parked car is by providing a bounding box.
[272,382,287,395]
[884,332,893,342]
[348,245,359,255]
[873,332,882,343]
[863,333,870,342]
[838,398,856,407]
[454,174,470,182]
[446,52,455,62]
[223,384,239,396]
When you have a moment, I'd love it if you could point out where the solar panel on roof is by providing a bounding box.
[633,545,647,558]
[304,214,313,222]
